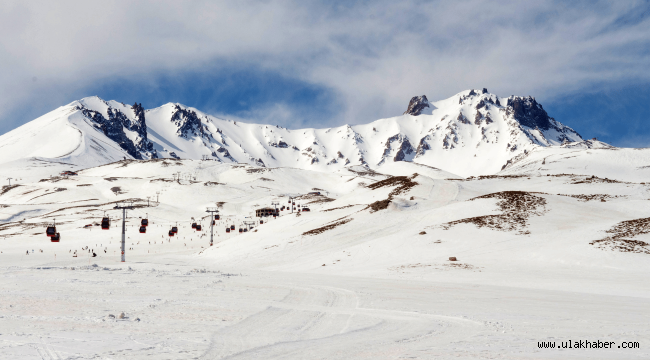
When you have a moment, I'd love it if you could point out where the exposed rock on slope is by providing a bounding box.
[403,95,430,116]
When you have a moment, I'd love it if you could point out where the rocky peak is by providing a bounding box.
[403,95,430,116]
[506,96,552,130]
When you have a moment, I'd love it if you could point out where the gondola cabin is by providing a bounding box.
[215,215,220,220]
[51,233,60,242]
[101,217,110,230]
[46,225,56,237]
[238,228,243,233]
[139,226,146,233]
[168,230,174,237]
[226,227,230,233]
[196,225,202,231]
[191,223,197,229]
[141,218,148,227]
[212,220,215,225]
[260,220,264,224]
[230,225,235,230]
[244,228,248,232]
[171,226,178,233]
[302,207,310,212]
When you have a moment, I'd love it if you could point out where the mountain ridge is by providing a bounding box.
[0,89,585,177]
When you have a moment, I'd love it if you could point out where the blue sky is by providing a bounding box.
[1,0,649,147]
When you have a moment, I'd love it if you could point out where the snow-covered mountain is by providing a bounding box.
[0,89,583,177]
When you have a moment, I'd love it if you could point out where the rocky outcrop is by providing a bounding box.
[171,105,211,140]
[403,95,430,116]
[394,138,414,162]
[81,104,155,160]
[506,96,552,130]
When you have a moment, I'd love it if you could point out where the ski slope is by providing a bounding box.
[0,154,648,358]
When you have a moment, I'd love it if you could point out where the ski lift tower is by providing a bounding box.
[271,201,279,216]
[243,220,256,231]
[206,207,219,246]
[114,202,134,262]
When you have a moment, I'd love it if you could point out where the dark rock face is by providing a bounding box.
[456,112,470,124]
[82,107,145,159]
[506,96,552,130]
[415,136,431,156]
[394,138,414,162]
[216,146,236,162]
[170,105,210,139]
[403,95,430,116]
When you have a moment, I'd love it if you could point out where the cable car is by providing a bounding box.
[226,227,230,233]
[168,230,174,237]
[244,228,248,232]
[303,208,310,212]
[139,226,146,233]
[51,233,60,242]
[196,225,202,231]
[273,214,276,218]
[239,228,243,233]
[141,218,148,227]
[172,226,178,233]
[101,217,110,230]
[215,215,220,220]
[292,202,295,205]
[230,225,235,230]
[46,223,56,237]
[191,223,197,229]
[260,220,264,224]
[212,220,215,225]
[288,199,291,203]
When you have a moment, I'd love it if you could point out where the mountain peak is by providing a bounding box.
[403,95,430,116]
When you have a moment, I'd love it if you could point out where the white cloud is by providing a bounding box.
[1,0,649,132]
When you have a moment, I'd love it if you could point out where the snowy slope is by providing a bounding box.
[0,158,649,358]
[0,89,584,178]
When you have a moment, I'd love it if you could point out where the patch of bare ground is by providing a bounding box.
[348,168,384,177]
[294,193,335,204]
[76,184,92,187]
[39,177,65,183]
[302,217,352,236]
[365,174,419,213]
[259,177,274,182]
[110,187,124,195]
[1,185,21,196]
[203,181,222,186]
[557,193,621,202]
[388,262,481,272]
[441,191,547,234]
[572,175,628,184]
[150,178,174,183]
[590,218,650,254]
[322,204,358,212]
[462,174,526,181]
[216,202,225,209]
[247,167,275,174]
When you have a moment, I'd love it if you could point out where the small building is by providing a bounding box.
[256,207,278,217]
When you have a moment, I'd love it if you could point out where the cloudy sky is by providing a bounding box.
[1,0,649,146]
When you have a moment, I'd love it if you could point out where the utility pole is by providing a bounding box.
[146,196,150,207]
[7,178,12,186]
[206,207,219,246]
[156,191,160,203]
[114,202,134,262]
